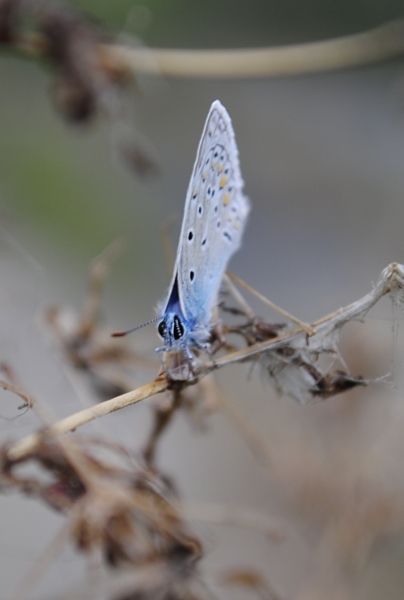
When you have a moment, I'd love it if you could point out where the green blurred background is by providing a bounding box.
[2,1,404,598]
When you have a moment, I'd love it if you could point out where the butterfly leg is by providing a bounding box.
[191,340,217,371]
[156,345,196,380]
[210,321,227,355]
[156,348,170,378]
[205,346,218,370]
[182,344,198,378]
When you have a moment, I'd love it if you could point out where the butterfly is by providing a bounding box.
[156,100,250,366]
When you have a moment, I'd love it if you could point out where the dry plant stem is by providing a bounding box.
[220,569,284,600]
[180,502,287,541]
[216,262,404,367]
[48,563,172,600]
[143,390,182,465]
[7,263,404,463]
[223,273,255,319]
[7,378,168,462]
[0,381,33,409]
[0,380,60,427]
[9,523,71,600]
[226,271,316,335]
[79,238,124,338]
[100,19,404,78]
[216,393,272,467]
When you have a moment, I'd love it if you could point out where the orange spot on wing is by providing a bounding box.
[220,175,228,189]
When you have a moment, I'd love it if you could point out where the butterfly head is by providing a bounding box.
[157,312,186,350]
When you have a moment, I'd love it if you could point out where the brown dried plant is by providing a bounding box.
[1,241,404,599]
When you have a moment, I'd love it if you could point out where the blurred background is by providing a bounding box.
[2,0,404,598]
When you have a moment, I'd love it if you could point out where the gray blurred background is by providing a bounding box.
[1,1,404,598]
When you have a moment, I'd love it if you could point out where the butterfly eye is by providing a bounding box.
[173,316,184,340]
[158,321,166,338]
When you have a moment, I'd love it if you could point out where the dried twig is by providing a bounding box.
[7,378,168,462]
[226,271,315,335]
[181,502,287,541]
[7,262,404,462]
[216,262,404,364]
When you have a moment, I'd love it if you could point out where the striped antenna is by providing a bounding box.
[111,317,159,337]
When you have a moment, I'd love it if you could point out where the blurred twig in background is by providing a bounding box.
[0,0,160,176]
[103,19,404,78]
[2,2,404,80]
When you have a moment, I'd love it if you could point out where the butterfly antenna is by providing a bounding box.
[111,317,159,337]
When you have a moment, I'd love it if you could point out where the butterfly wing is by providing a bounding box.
[172,100,250,327]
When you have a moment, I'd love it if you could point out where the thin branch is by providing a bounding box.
[78,238,125,338]
[226,271,315,335]
[180,502,287,541]
[100,19,404,78]
[9,524,70,600]
[223,273,255,319]
[7,378,168,462]
[0,381,33,409]
[215,262,404,368]
[7,263,404,462]
[215,391,272,467]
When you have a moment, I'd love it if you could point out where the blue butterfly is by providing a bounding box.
[156,100,250,366]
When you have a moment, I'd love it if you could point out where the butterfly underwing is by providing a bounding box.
[157,100,250,363]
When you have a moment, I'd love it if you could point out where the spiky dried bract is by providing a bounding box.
[215,262,404,404]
